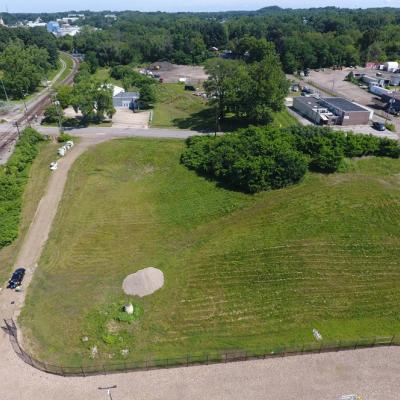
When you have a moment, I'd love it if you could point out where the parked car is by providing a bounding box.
[7,268,26,289]
[373,122,386,131]
[50,161,58,171]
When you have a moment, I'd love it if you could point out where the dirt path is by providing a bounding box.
[0,131,400,399]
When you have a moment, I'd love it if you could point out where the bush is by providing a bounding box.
[182,125,400,193]
[182,127,308,193]
[385,122,396,132]
[57,133,73,143]
[0,128,44,248]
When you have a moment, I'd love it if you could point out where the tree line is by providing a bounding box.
[0,27,58,99]
[181,126,400,193]
[52,7,400,71]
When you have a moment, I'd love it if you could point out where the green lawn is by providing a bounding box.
[92,67,123,87]
[0,141,58,283]
[151,83,208,129]
[151,83,298,131]
[55,52,74,84]
[20,138,400,366]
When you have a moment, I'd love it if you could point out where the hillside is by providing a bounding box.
[21,138,400,365]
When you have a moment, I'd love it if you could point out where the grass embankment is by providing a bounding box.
[56,52,74,84]
[0,134,56,283]
[152,83,299,131]
[21,138,400,366]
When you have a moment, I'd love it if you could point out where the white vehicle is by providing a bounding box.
[50,161,58,171]
[58,147,66,157]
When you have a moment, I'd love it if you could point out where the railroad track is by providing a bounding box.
[0,53,79,153]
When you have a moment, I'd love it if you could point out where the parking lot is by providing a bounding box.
[112,109,150,129]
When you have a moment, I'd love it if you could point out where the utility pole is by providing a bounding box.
[0,79,9,102]
[14,121,20,137]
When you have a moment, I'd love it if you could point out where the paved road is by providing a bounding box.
[0,129,400,399]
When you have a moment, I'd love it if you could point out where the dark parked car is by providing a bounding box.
[373,122,386,131]
[7,268,26,289]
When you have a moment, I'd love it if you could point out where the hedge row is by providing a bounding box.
[181,126,400,193]
[0,128,44,248]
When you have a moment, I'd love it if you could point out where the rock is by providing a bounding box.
[81,336,89,342]
[90,345,98,359]
[121,348,129,356]
[124,303,134,315]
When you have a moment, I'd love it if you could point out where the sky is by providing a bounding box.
[3,0,400,13]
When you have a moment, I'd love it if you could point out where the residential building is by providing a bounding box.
[113,92,140,109]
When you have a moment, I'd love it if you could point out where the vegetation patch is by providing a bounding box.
[0,128,44,249]
[20,138,400,366]
[181,126,400,193]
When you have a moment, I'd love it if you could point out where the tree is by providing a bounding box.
[0,41,51,99]
[56,85,73,109]
[71,77,115,122]
[139,84,156,109]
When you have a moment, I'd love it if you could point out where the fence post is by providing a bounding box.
[244,351,247,361]
[145,359,148,370]
[354,340,358,350]
[81,366,85,377]
[225,353,227,363]
[187,354,189,367]
[390,335,395,346]
[337,340,341,351]
[60,365,65,377]
[206,354,209,365]
[166,358,169,368]
[103,364,107,375]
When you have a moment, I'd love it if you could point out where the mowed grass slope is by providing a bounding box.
[21,139,400,365]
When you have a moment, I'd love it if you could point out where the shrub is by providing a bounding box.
[182,125,400,193]
[57,133,73,143]
[385,122,396,132]
[0,128,44,248]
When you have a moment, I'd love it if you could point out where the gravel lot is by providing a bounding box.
[149,62,208,84]
[112,109,150,129]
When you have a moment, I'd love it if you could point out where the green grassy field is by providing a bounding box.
[55,52,74,84]
[20,138,400,366]
[0,141,58,283]
[152,83,299,131]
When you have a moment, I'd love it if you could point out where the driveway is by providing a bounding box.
[112,109,150,129]
[0,127,400,399]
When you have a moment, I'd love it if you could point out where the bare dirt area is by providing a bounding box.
[122,267,164,297]
[149,61,208,84]
[112,109,150,129]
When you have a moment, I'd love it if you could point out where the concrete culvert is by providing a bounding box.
[123,267,164,297]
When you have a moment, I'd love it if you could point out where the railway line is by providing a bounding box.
[0,52,79,157]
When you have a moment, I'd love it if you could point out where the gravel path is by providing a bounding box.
[0,128,399,399]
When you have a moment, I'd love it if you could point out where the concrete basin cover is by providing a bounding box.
[123,267,164,297]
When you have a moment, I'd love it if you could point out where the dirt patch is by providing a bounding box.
[122,267,164,297]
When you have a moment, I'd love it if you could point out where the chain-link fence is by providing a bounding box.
[3,318,399,377]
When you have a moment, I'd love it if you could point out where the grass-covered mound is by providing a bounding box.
[182,126,400,193]
[20,138,400,366]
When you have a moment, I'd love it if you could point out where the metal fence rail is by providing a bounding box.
[3,319,399,377]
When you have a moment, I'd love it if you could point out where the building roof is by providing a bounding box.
[113,92,139,100]
[294,96,321,108]
[322,97,367,112]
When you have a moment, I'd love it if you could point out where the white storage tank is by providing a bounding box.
[384,61,399,72]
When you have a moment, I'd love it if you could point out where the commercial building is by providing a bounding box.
[293,96,372,126]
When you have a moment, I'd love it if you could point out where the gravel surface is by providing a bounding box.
[122,267,164,297]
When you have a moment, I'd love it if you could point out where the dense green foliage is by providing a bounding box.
[10,7,397,71]
[0,26,58,99]
[0,128,44,248]
[182,126,400,193]
[204,44,289,124]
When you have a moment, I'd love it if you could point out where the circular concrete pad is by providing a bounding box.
[123,267,164,297]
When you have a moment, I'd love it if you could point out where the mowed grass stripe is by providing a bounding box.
[20,138,400,365]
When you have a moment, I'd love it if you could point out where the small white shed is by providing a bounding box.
[384,61,399,72]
